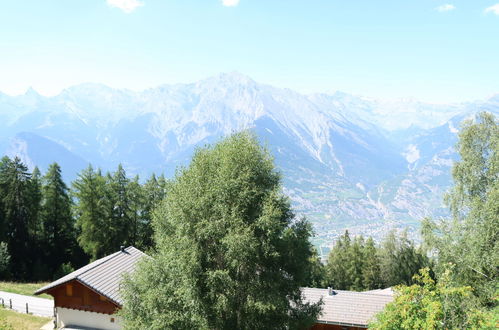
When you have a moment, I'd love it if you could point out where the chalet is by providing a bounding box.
[302,287,394,329]
[35,246,145,330]
[36,246,392,329]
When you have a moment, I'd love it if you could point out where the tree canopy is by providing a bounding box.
[120,132,321,329]
[370,268,496,329]
[422,112,498,305]
[324,229,427,291]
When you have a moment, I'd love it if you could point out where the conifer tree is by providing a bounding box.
[325,230,352,290]
[378,230,427,287]
[40,163,76,275]
[138,173,168,250]
[30,167,43,239]
[0,157,38,279]
[347,235,365,290]
[362,237,382,290]
[127,175,143,248]
[73,165,109,259]
[106,164,132,250]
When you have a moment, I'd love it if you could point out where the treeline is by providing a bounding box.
[0,157,168,281]
[0,155,428,289]
[308,230,428,291]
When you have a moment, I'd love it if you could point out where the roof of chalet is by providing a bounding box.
[35,246,146,306]
[301,287,394,327]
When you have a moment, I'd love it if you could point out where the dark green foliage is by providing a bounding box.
[105,165,132,251]
[362,237,383,290]
[348,236,365,291]
[0,242,10,277]
[120,132,321,329]
[0,155,164,278]
[0,157,40,279]
[325,230,427,291]
[39,163,77,276]
[378,230,428,287]
[72,165,109,259]
[304,248,326,288]
[73,165,160,259]
[325,230,351,290]
[139,174,168,250]
[53,262,75,280]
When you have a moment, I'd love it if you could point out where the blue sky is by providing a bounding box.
[1,0,498,102]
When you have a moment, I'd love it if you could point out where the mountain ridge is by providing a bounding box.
[1,72,497,247]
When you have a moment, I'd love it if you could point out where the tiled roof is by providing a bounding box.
[35,246,146,306]
[301,287,394,327]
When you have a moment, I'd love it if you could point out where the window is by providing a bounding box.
[66,284,73,297]
[110,317,115,323]
[83,290,90,305]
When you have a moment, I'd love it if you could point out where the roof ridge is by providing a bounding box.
[74,249,124,279]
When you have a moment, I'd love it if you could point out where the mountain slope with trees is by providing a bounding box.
[1,73,498,246]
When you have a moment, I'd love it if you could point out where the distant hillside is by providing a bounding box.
[1,73,497,247]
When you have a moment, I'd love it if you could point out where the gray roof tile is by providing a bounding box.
[35,246,146,306]
[301,287,394,326]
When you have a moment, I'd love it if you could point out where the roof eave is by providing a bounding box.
[316,320,368,328]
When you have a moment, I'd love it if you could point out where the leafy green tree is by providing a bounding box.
[370,267,496,329]
[120,132,322,329]
[73,165,109,259]
[423,112,498,305]
[40,163,76,275]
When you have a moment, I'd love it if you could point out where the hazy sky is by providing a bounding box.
[1,0,498,102]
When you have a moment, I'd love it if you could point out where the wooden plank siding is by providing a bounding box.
[45,279,119,315]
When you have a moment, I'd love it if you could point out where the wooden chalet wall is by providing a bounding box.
[46,280,119,315]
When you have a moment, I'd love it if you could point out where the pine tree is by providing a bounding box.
[379,230,427,287]
[29,167,43,239]
[127,175,142,248]
[347,235,365,291]
[140,174,168,250]
[325,230,351,290]
[362,237,382,290]
[40,163,76,275]
[73,165,109,259]
[106,164,132,250]
[0,157,38,279]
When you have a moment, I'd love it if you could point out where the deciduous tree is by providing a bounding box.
[120,132,321,329]
[423,112,498,305]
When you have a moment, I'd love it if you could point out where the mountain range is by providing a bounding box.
[1,72,498,249]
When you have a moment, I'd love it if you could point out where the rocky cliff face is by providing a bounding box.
[1,73,497,246]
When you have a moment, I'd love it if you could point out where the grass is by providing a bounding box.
[0,282,52,300]
[0,308,51,330]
